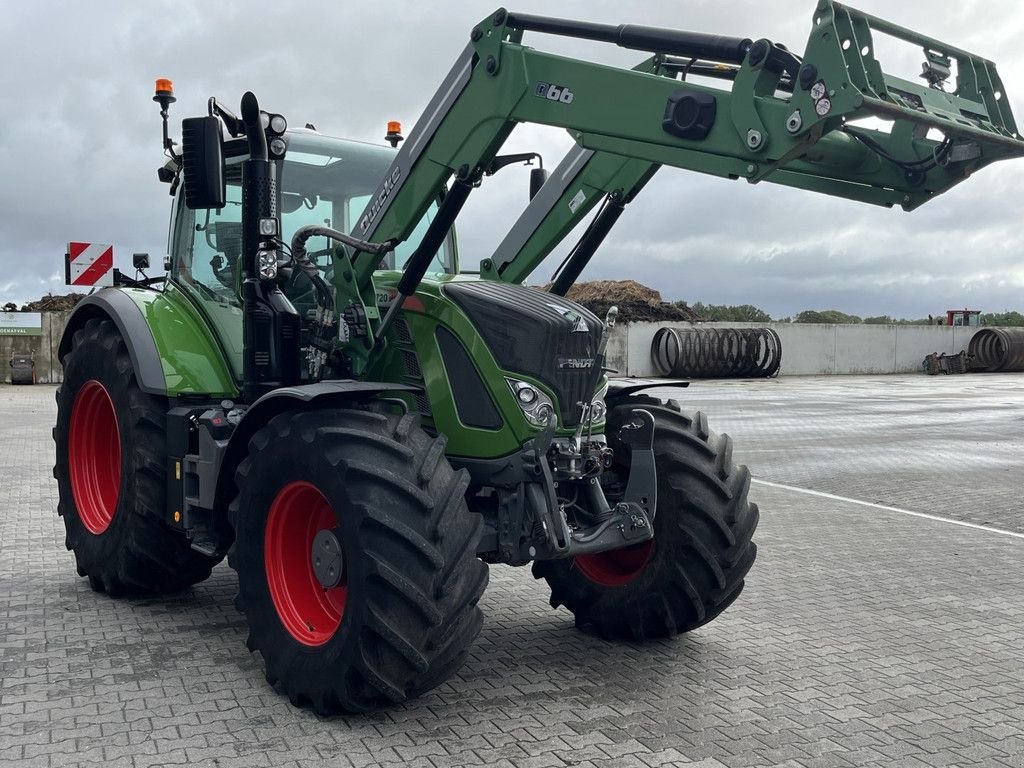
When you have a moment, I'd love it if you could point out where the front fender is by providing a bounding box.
[607,377,689,403]
[214,381,421,520]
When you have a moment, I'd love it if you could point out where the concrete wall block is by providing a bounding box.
[835,324,898,374]
[953,326,980,353]
[613,320,983,378]
[605,325,629,377]
[624,322,662,377]
[773,324,837,376]
[896,325,953,373]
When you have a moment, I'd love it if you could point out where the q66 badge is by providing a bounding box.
[535,82,575,104]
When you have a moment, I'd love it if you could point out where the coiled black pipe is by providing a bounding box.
[652,326,783,379]
[968,328,1024,372]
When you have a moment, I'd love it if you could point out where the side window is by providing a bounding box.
[175,184,244,304]
[171,185,246,381]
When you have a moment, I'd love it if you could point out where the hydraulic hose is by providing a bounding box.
[289,226,395,373]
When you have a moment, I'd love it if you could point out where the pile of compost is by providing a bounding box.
[558,280,701,323]
[3,293,87,313]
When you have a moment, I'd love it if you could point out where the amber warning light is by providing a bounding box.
[385,121,404,148]
[153,78,176,153]
[154,78,175,104]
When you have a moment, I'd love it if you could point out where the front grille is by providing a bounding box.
[442,281,601,426]
[391,314,430,417]
[401,350,422,378]
[414,393,432,416]
[394,316,413,344]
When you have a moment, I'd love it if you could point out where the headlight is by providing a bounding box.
[587,382,608,425]
[257,249,278,281]
[516,385,538,405]
[507,378,555,427]
[269,114,288,134]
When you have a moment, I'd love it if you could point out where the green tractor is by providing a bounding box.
[54,2,1023,713]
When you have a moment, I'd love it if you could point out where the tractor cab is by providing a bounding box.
[946,309,982,327]
[167,129,456,380]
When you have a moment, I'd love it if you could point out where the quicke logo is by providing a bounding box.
[359,167,402,234]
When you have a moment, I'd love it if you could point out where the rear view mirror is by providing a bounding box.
[529,167,549,200]
[181,117,226,209]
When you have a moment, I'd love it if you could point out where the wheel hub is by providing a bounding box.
[264,481,347,646]
[68,380,122,535]
[312,528,344,589]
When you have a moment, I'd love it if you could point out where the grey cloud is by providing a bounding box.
[1,0,1021,318]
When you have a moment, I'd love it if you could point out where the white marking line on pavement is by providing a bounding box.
[752,478,1024,541]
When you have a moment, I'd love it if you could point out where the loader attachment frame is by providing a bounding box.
[489,1,1024,285]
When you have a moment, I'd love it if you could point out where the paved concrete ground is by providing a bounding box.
[663,373,1024,533]
[1,376,1022,768]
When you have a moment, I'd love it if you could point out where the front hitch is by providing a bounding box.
[618,409,657,519]
[532,408,658,559]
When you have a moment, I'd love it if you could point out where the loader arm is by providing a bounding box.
[487,57,667,288]
[350,1,1024,343]
[486,145,659,290]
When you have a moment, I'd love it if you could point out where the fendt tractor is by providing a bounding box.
[54,2,1023,713]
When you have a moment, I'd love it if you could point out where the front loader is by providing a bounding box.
[54,1,1023,713]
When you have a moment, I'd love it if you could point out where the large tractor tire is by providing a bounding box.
[53,318,219,595]
[228,407,488,714]
[533,396,758,641]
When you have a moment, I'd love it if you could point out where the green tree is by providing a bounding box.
[864,315,895,325]
[982,311,1024,327]
[686,302,774,323]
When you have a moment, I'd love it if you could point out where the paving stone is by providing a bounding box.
[1,377,1023,768]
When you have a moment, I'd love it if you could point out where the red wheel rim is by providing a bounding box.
[68,380,121,535]
[575,540,655,587]
[264,481,347,646]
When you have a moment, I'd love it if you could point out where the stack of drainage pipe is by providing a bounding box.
[968,328,1024,372]
[652,326,782,378]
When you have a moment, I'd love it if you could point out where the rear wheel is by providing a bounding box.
[533,396,758,640]
[54,317,219,595]
[229,407,488,714]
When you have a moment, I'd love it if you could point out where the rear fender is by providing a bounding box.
[59,286,237,398]
[60,289,167,395]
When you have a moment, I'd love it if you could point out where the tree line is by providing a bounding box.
[678,302,1024,327]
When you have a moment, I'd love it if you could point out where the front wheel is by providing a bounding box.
[228,407,488,714]
[533,396,758,640]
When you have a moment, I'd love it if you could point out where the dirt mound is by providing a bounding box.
[559,280,702,323]
[7,293,88,313]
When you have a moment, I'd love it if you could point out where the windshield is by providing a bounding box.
[277,132,451,276]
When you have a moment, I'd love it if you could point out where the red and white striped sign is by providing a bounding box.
[66,242,115,287]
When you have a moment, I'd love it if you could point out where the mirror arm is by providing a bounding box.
[485,152,544,176]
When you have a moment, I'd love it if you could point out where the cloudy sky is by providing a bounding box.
[1,0,1022,318]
